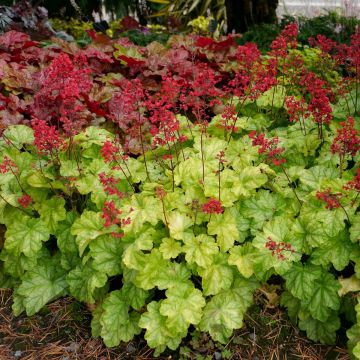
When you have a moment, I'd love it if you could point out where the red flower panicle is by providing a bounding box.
[99,172,124,199]
[284,96,309,123]
[265,236,295,260]
[102,200,122,227]
[344,167,360,192]
[18,194,32,208]
[0,156,17,174]
[202,198,224,214]
[101,141,119,163]
[316,189,342,209]
[331,117,360,157]
[31,118,64,153]
[249,131,286,166]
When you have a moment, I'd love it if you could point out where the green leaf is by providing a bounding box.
[134,249,169,290]
[198,253,233,296]
[350,214,360,243]
[284,263,322,300]
[0,248,38,278]
[232,166,268,198]
[167,211,193,240]
[3,125,34,147]
[160,283,205,333]
[67,261,108,303]
[60,159,80,177]
[159,237,182,259]
[121,282,149,310]
[91,303,103,338]
[100,290,141,347]
[183,234,219,268]
[298,314,340,344]
[338,276,360,297]
[310,230,355,271]
[124,194,162,234]
[17,258,67,316]
[35,196,66,234]
[89,234,124,276]
[56,211,78,255]
[241,190,287,230]
[228,243,257,278]
[156,262,191,290]
[5,216,50,257]
[280,291,302,322]
[207,209,239,251]
[139,301,185,355]
[198,277,257,343]
[71,210,113,256]
[307,272,340,322]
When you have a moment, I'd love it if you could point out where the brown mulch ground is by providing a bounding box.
[0,288,351,360]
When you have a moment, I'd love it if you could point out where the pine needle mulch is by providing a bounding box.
[0,288,350,360]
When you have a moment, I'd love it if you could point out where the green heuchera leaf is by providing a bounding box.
[198,277,257,343]
[159,237,182,259]
[156,262,191,290]
[241,190,287,230]
[160,283,206,333]
[134,249,169,290]
[71,210,113,256]
[280,291,302,322]
[298,314,340,344]
[167,211,193,240]
[139,301,186,356]
[284,264,340,322]
[310,230,355,271]
[298,166,338,190]
[309,274,340,321]
[67,261,108,303]
[350,214,360,243]
[207,209,239,251]
[256,85,285,108]
[228,243,257,278]
[100,290,141,347]
[291,215,329,253]
[0,248,38,278]
[16,257,67,316]
[35,196,66,234]
[198,253,233,296]
[89,234,124,277]
[5,215,50,257]
[232,166,268,198]
[3,125,34,147]
[284,263,322,300]
[183,234,219,268]
[121,282,149,310]
[124,194,162,234]
[60,159,80,177]
[56,212,78,255]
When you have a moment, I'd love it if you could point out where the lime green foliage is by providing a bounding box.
[0,109,360,356]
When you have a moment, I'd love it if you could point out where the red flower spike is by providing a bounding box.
[331,117,360,157]
[265,236,295,260]
[316,188,342,210]
[102,201,122,227]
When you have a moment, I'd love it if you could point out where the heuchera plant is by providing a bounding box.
[1,26,360,357]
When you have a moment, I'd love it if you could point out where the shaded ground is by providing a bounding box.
[0,288,350,360]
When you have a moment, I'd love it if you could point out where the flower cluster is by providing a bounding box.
[99,172,124,199]
[0,156,17,174]
[101,141,119,163]
[344,167,360,192]
[316,189,342,209]
[265,236,295,260]
[202,198,224,214]
[284,96,309,123]
[18,194,33,208]
[249,131,286,166]
[31,118,64,154]
[102,200,122,227]
[331,117,360,157]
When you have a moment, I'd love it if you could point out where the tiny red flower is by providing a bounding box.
[316,188,341,209]
[102,200,122,227]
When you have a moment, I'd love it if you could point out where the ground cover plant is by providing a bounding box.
[0,23,360,358]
